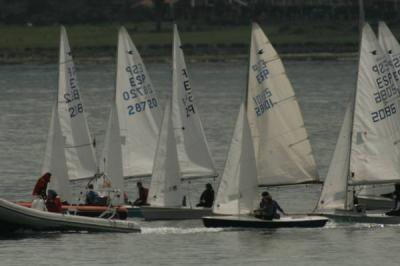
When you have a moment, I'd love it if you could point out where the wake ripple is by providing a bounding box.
[140,227,224,235]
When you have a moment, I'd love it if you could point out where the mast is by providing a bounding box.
[345,0,366,210]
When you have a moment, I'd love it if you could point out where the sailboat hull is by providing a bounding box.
[357,196,393,210]
[141,206,212,221]
[315,210,400,224]
[0,199,140,233]
[126,206,143,218]
[202,215,328,229]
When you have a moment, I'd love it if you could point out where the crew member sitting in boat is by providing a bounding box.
[386,184,400,216]
[32,172,52,199]
[196,183,215,208]
[85,184,103,205]
[133,182,149,206]
[46,189,63,213]
[254,191,285,220]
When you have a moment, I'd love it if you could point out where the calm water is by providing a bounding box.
[0,60,399,266]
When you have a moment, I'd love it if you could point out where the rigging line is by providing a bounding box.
[262,56,280,64]
[272,95,296,105]
[288,137,310,148]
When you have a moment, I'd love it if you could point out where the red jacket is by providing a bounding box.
[46,196,62,213]
[32,176,50,198]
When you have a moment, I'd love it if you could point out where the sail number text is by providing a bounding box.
[122,64,154,102]
[253,89,273,117]
[181,69,196,118]
[64,66,84,118]
[127,98,158,116]
[371,60,399,123]
[252,59,269,84]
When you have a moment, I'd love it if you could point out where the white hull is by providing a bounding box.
[141,206,212,221]
[315,210,400,224]
[0,198,140,233]
[357,195,394,210]
[203,215,328,228]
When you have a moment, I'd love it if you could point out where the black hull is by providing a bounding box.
[203,216,328,229]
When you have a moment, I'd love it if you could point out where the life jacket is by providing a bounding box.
[46,196,62,213]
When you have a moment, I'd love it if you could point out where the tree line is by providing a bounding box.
[0,0,399,29]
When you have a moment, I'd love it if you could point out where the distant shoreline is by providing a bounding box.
[0,22,366,64]
[0,50,358,65]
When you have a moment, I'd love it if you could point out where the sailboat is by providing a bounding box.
[140,25,217,220]
[203,23,328,228]
[314,23,400,224]
[15,27,129,221]
[90,26,163,218]
[115,26,162,179]
[356,21,400,210]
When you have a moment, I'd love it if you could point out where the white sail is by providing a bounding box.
[378,21,400,70]
[356,22,400,196]
[317,103,353,211]
[350,24,400,185]
[171,25,217,179]
[213,104,258,215]
[246,23,319,186]
[57,26,97,180]
[116,27,162,178]
[42,105,73,203]
[148,102,183,207]
[99,103,124,205]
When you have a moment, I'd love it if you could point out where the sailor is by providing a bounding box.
[85,184,101,205]
[45,189,62,213]
[196,183,215,208]
[133,182,149,206]
[255,191,285,220]
[32,172,52,200]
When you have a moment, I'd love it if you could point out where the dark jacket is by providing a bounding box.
[199,188,214,207]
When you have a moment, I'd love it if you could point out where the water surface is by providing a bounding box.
[1,60,397,266]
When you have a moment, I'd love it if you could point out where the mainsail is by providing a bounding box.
[246,23,319,186]
[148,102,183,207]
[171,25,217,179]
[115,27,162,178]
[357,21,400,196]
[350,24,400,185]
[42,105,73,203]
[57,26,97,180]
[213,103,258,215]
[99,102,124,205]
[317,23,400,211]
